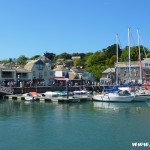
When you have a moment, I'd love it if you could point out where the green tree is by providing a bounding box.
[120,45,148,61]
[17,55,29,65]
[0,59,9,64]
[120,46,128,61]
[73,58,84,66]
[103,44,122,59]
[86,65,106,80]
[105,55,117,67]
[56,52,72,60]
[44,52,56,61]
[86,52,106,67]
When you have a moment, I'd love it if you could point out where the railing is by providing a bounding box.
[0,86,13,94]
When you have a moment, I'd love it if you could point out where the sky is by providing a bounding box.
[0,0,150,60]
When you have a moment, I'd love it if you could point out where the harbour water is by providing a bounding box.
[0,99,150,150]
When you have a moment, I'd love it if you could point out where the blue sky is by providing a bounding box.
[0,0,150,60]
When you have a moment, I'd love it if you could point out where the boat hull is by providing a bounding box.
[93,94,133,102]
[132,95,150,102]
[24,96,36,101]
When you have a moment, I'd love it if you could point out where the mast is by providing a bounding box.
[116,34,119,85]
[137,29,142,83]
[128,28,131,82]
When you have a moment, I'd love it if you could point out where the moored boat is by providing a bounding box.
[73,90,92,100]
[93,92,134,102]
[23,92,42,101]
[93,86,134,102]
[131,87,150,102]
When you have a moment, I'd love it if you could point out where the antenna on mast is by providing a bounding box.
[128,28,132,82]
[116,34,119,85]
[137,29,142,84]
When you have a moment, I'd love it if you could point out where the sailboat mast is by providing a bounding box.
[128,28,131,82]
[116,34,119,85]
[137,30,142,83]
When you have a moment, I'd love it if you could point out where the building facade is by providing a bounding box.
[0,64,31,84]
[116,61,141,84]
[24,59,53,85]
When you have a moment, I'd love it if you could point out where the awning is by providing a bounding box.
[2,70,16,72]
[54,78,69,81]
[100,78,111,81]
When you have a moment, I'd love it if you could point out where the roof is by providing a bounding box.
[102,68,115,73]
[53,66,65,71]
[142,58,150,63]
[116,61,140,67]
[16,66,31,73]
[24,60,45,71]
[54,77,68,81]
[69,72,79,79]
[24,60,37,71]
[100,78,111,81]
[71,66,85,73]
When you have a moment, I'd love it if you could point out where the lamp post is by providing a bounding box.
[18,74,20,87]
[66,79,69,99]
[109,71,112,85]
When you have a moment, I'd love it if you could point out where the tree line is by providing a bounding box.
[1,44,149,80]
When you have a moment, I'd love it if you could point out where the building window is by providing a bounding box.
[33,71,36,76]
[145,70,148,74]
[135,71,138,76]
[124,70,126,76]
[145,63,148,67]
[36,63,44,70]
[63,72,66,77]
[50,72,53,76]
[44,72,47,77]
[39,72,43,78]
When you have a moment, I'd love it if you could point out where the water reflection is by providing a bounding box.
[1,99,150,119]
[0,99,90,119]
[93,101,150,111]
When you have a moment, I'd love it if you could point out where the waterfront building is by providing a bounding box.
[100,68,115,85]
[117,59,150,83]
[141,58,150,82]
[70,66,95,84]
[0,64,31,85]
[116,61,140,83]
[52,65,95,86]
[100,59,150,85]
[53,66,70,78]
[52,66,70,85]
[24,59,52,85]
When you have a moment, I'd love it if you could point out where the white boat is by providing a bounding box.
[93,90,134,102]
[23,92,42,101]
[23,93,36,101]
[132,87,150,102]
[42,91,73,98]
[51,96,80,103]
[42,91,59,97]
[73,90,92,100]
[24,95,36,101]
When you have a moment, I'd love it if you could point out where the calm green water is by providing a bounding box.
[0,99,150,150]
